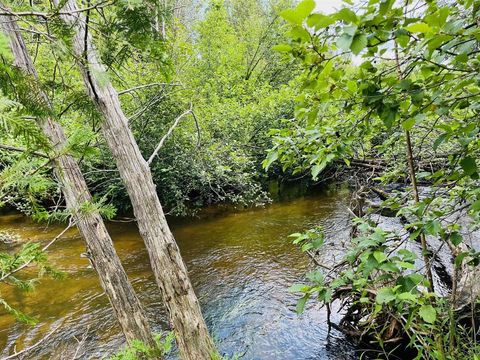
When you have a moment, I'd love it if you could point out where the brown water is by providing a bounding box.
[0,187,356,359]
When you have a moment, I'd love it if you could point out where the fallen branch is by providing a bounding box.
[370,187,390,201]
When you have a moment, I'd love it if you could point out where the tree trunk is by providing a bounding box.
[0,12,156,349]
[55,1,218,358]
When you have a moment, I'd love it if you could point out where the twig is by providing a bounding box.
[190,108,201,148]
[118,82,181,95]
[305,250,332,270]
[394,36,435,293]
[0,144,48,158]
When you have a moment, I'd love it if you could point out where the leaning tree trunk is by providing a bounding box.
[0,11,156,349]
[55,1,218,358]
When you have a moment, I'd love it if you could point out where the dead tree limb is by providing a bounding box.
[147,104,193,165]
[0,144,48,158]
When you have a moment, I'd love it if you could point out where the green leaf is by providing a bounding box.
[379,104,397,128]
[471,199,480,212]
[335,8,357,24]
[320,60,334,77]
[399,79,412,89]
[460,156,477,176]
[419,305,436,324]
[424,220,441,235]
[455,251,469,268]
[281,0,315,24]
[346,80,357,92]
[263,151,278,170]
[397,292,417,301]
[311,161,327,178]
[398,273,424,292]
[427,35,452,53]
[307,14,335,29]
[396,35,410,48]
[425,7,450,28]
[410,89,425,105]
[289,26,310,41]
[433,133,448,151]
[296,0,316,18]
[289,284,309,292]
[280,9,303,24]
[373,250,387,263]
[343,24,358,36]
[337,33,353,51]
[379,262,399,272]
[296,295,308,314]
[350,33,367,55]
[450,232,463,246]
[306,270,324,284]
[376,287,395,304]
[405,22,432,33]
[272,44,292,53]
[401,117,415,130]
[289,232,303,238]
[398,261,415,269]
[455,53,469,63]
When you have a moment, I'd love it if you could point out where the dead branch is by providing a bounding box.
[118,82,182,95]
[0,144,48,158]
[147,103,194,165]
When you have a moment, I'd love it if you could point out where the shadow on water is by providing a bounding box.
[0,185,357,359]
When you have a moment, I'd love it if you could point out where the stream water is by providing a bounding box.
[0,187,357,359]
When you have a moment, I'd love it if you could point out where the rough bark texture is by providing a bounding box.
[0,12,155,348]
[55,1,218,358]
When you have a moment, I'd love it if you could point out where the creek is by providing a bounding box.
[0,187,357,359]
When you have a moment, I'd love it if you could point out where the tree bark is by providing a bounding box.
[0,11,155,349]
[55,1,218,358]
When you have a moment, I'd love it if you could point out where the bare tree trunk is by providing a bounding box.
[0,12,155,349]
[55,1,218,358]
